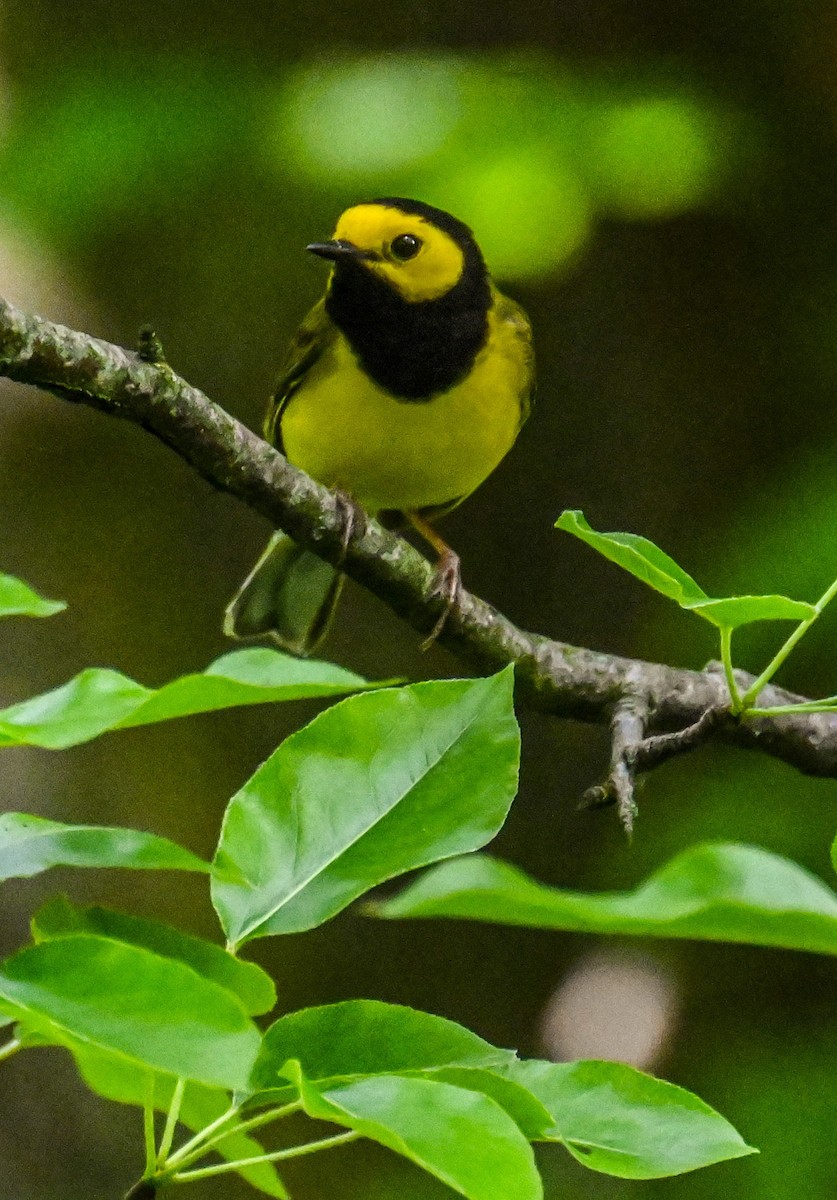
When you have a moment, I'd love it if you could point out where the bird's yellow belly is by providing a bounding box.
[280,336,522,513]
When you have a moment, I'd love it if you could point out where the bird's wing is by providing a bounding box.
[493,287,536,429]
[264,298,338,450]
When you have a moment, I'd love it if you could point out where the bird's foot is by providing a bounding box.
[421,549,462,650]
[333,489,367,567]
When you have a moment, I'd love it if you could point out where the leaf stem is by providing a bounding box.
[747,702,837,718]
[157,1077,186,1168]
[165,1100,302,1172]
[741,573,837,709]
[170,1129,360,1183]
[719,626,743,713]
[0,1036,22,1063]
[163,1102,240,1169]
[143,1075,157,1179]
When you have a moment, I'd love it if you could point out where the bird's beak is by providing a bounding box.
[306,239,375,262]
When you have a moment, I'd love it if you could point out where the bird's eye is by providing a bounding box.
[390,233,422,261]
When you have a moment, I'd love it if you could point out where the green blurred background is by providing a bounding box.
[2,0,837,1195]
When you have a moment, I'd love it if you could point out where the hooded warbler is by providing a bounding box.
[225,197,534,655]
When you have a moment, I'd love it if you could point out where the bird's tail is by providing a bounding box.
[224,531,344,657]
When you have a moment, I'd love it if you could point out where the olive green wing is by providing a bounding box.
[493,287,535,429]
[264,298,338,449]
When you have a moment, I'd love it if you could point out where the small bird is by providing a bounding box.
[225,197,534,655]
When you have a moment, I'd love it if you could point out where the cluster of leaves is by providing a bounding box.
[6,565,837,1198]
[556,510,837,716]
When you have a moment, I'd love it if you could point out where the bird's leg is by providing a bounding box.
[332,489,367,567]
[407,511,462,649]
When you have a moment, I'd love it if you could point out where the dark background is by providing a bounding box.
[1,1,837,1196]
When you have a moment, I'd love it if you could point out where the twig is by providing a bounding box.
[633,703,735,772]
[582,688,739,828]
[581,691,650,834]
[3,299,837,785]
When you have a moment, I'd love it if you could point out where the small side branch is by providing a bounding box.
[634,704,734,772]
[582,692,650,834]
[583,690,737,831]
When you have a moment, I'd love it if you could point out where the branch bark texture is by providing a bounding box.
[2,298,837,781]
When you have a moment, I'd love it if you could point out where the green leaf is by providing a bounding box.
[555,510,815,629]
[832,832,837,877]
[286,1062,542,1200]
[212,670,520,947]
[0,648,373,749]
[423,1068,554,1140]
[250,1000,514,1096]
[119,648,375,725]
[0,936,260,1089]
[373,842,837,955]
[555,510,706,604]
[503,1059,755,1177]
[682,595,816,628]
[32,897,275,1016]
[0,571,66,619]
[0,670,148,748]
[0,812,208,881]
[68,1044,287,1197]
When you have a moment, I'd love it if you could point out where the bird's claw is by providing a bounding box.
[421,549,461,650]
[333,489,367,566]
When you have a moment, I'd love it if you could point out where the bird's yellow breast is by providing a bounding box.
[280,304,529,514]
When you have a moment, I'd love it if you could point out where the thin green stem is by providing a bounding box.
[170,1130,360,1184]
[163,1101,240,1170]
[166,1100,302,1172]
[0,1037,22,1064]
[223,1101,302,1140]
[719,626,743,713]
[143,1076,157,1179]
[157,1077,186,1168]
[747,702,837,718]
[741,574,837,709]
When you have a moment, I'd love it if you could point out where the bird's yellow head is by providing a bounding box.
[307,199,482,303]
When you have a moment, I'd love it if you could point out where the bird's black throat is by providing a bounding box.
[325,252,492,401]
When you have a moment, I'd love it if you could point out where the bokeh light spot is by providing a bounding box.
[281,57,462,178]
[428,152,592,281]
[540,950,679,1070]
[588,96,718,219]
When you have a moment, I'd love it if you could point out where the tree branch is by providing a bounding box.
[3,297,837,786]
